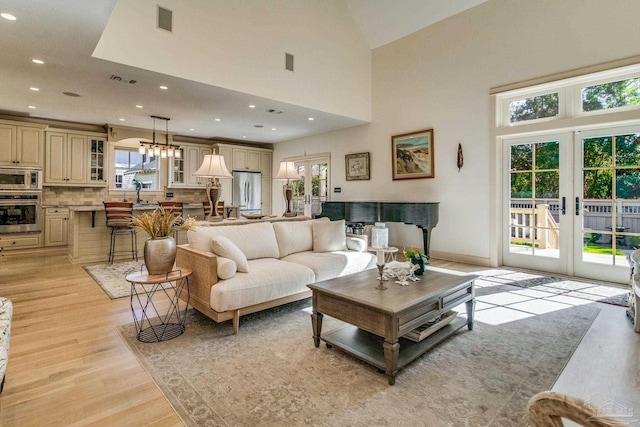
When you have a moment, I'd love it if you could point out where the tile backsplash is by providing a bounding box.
[43,187,208,206]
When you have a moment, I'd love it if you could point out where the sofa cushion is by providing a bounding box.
[210,258,315,312]
[312,219,347,252]
[188,222,280,260]
[271,219,317,258]
[216,256,237,280]
[281,250,376,282]
[211,236,249,272]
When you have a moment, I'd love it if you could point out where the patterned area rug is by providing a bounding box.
[118,297,600,426]
[480,270,628,307]
[83,261,146,299]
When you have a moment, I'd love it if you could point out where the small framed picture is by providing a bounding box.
[392,128,434,180]
[345,152,370,181]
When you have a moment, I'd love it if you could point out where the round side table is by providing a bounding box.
[126,268,192,343]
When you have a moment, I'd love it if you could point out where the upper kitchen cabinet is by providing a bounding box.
[168,143,212,188]
[44,130,107,186]
[232,148,261,171]
[0,120,46,168]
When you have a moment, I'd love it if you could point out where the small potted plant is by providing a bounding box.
[132,208,196,275]
[403,247,427,275]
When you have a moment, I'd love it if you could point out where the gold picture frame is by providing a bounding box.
[345,152,370,181]
[392,128,434,180]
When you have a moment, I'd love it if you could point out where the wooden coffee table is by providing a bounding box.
[309,268,477,385]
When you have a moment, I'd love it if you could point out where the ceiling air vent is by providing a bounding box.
[285,53,294,71]
[157,6,173,32]
[267,109,283,114]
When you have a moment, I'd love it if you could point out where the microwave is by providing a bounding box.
[0,168,42,191]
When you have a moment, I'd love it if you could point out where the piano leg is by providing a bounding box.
[422,228,432,264]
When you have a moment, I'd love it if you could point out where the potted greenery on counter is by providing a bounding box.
[403,247,427,275]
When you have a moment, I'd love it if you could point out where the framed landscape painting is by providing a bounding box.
[345,152,370,180]
[392,128,434,180]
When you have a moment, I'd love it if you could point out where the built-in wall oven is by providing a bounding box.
[0,168,42,234]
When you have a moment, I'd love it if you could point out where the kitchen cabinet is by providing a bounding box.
[0,121,45,168]
[168,143,212,188]
[0,233,42,250]
[44,207,69,246]
[232,148,261,171]
[44,130,107,186]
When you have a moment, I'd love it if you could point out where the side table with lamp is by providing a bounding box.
[193,153,233,222]
[274,160,302,217]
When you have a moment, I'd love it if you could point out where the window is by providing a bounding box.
[113,148,159,190]
[582,77,640,112]
[509,93,559,123]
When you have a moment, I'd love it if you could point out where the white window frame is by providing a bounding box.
[497,64,640,128]
[109,139,164,196]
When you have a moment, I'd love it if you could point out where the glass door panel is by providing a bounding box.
[291,157,330,217]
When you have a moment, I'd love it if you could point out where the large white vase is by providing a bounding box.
[144,236,177,275]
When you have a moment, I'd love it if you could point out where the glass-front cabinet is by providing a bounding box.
[89,138,106,184]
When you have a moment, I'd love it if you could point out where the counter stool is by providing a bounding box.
[159,202,183,240]
[103,202,137,265]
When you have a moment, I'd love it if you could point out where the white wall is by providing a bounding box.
[94,0,371,122]
[274,0,640,265]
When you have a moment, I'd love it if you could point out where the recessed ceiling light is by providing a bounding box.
[29,87,39,91]
[308,117,314,121]
[1,13,16,21]
[272,128,276,131]
[249,105,256,109]
[214,118,221,122]
[159,85,168,90]
[136,105,143,109]
[243,136,247,139]
[189,128,194,131]
[31,58,44,65]
[119,118,125,121]
[27,105,36,109]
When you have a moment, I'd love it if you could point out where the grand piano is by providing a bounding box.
[320,201,439,261]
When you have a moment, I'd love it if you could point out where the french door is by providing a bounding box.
[503,125,640,283]
[290,156,330,217]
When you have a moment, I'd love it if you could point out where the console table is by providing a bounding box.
[126,268,192,342]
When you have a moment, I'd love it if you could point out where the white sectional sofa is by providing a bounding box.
[176,217,376,333]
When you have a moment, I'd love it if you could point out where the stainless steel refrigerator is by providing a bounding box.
[232,171,262,214]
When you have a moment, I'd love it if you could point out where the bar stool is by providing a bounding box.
[159,202,183,240]
[103,202,137,265]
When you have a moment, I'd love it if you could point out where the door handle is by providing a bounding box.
[561,197,566,215]
[575,197,580,216]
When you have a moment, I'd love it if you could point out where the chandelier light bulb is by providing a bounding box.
[139,144,146,155]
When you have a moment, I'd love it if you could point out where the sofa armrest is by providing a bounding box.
[176,244,218,309]
[346,233,368,251]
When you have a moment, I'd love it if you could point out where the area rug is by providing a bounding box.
[480,270,628,307]
[83,261,146,299]
[118,298,600,426]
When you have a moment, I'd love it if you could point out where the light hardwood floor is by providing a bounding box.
[0,255,638,426]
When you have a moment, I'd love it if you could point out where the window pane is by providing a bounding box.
[615,133,640,167]
[535,141,559,170]
[583,137,612,168]
[535,171,559,198]
[509,93,558,123]
[583,170,612,199]
[510,144,532,171]
[114,148,158,190]
[582,78,640,112]
[511,172,532,198]
[616,169,640,199]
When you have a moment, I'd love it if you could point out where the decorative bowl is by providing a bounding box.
[241,213,264,220]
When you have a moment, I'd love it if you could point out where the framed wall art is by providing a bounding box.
[345,152,370,181]
[391,128,434,180]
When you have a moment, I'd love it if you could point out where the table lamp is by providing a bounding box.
[194,154,233,221]
[274,161,301,217]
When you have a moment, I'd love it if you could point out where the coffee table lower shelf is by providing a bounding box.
[321,317,469,373]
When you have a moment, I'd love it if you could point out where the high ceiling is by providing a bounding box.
[0,0,485,143]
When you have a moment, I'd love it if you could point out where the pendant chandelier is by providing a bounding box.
[138,115,181,158]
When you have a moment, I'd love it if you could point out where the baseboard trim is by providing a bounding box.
[430,250,495,268]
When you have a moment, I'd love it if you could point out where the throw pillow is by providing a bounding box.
[216,256,237,280]
[211,236,249,272]
[346,237,367,252]
[272,220,314,258]
[312,219,348,252]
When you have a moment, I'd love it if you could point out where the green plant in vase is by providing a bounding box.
[403,247,427,275]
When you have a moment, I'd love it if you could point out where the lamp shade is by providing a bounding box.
[274,161,301,180]
[193,154,233,178]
